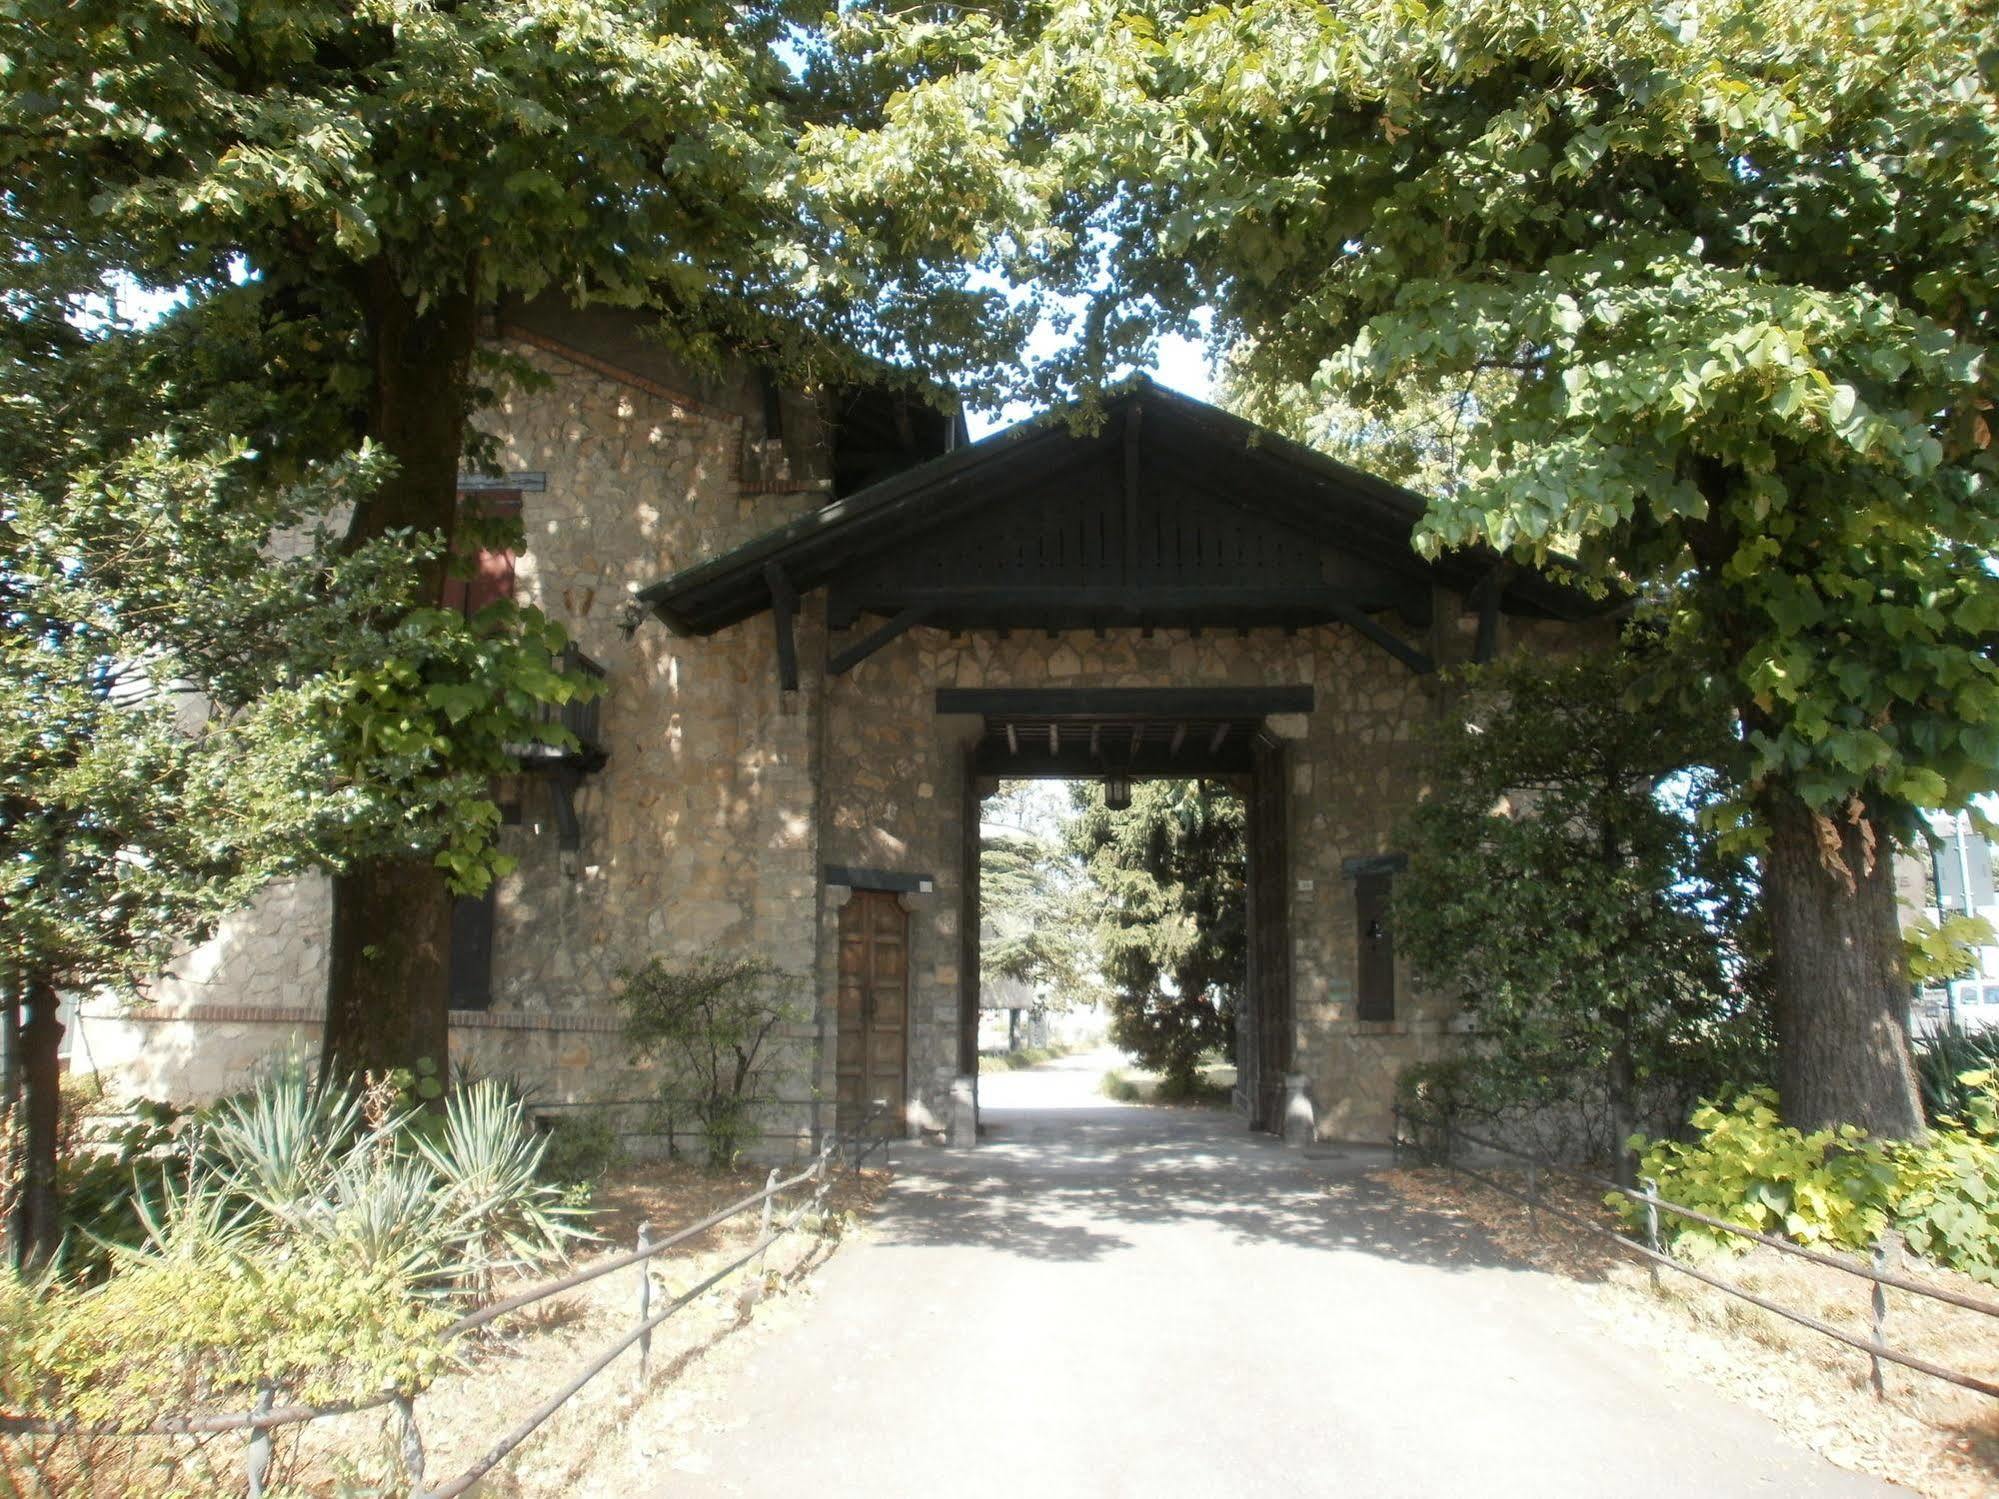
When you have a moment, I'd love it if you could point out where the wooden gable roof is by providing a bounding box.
[635,380,1602,676]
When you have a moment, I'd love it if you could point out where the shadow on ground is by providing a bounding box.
[874,1100,1510,1272]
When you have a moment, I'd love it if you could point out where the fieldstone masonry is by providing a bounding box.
[90,309,1581,1151]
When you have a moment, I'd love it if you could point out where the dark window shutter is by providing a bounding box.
[446,491,521,618]
[1355,871,1395,1021]
[449,890,497,1011]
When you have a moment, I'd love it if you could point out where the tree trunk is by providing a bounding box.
[1607,1004,1638,1189]
[1760,791,1924,1138]
[323,856,455,1084]
[13,979,63,1271]
[319,256,479,1084]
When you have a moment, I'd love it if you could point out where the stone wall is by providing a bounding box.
[811,598,1513,1144]
[89,330,834,1150]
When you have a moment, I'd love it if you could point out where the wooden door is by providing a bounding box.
[837,890,909,1136]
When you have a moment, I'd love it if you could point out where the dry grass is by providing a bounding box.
[1,1158,888,1498]
[1382,1164,1999,1499]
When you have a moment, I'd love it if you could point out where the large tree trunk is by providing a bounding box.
[319,256,479,1084]
[1760,791,1924,1138]
[12,979,63,1271]
[324,856,455,1083]
[1607,1005,1637,1189]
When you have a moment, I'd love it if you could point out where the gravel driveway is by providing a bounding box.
[643,1050,1901,1498]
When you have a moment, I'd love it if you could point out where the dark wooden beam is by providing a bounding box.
[975,736,1258,778]
[1089,723,1101,759]
[1122,403,1142,585]
[1472,565,1508,665]
[1325,598,1437,675]
[1209,723,1230,755]
[1169,722,1187,756]
[827,604,932,676]
[1130,725,1143,759]
[936,686,1316,719]
[763,561,799,693]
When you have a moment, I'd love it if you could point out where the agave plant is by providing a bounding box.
[1916,1024,1999,1122]
[316,1147,472,1292]
[205,1071,366,1224]
[113,1154,256,1270]
[410,1080,592,1299]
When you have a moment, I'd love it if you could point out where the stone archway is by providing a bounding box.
[948,687,1304,1135]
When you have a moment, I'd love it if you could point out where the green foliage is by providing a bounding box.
[1893,1072,1999,1283]
[533,1113,625,1189]
[1629,1090,1898,1255]
[614,954,804,1168]
[1066,780,1245,1091]
[1914,1025,1999,1124]
[0,1238,450,1432]
[1396,652,1774,1160]
[1627,1077,1999,1282]
[825,0,1999,1129]
[836,0,1999,828]
[981,782,1098,1008]
[0,1067,594,1470]
[1904,912,1997,988]
[0,441,412,1003]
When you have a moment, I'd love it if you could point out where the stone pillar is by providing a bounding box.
[1283,1072,1316,1148]
[948,1073,978,1148]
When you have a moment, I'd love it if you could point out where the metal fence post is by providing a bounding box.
[1641,1176,1663,1291]
[393,1392,424,1491]
[636,1221,654,1388]
[1870,1238,1889,1400]
[245,1384,273,1499]
[753,1166,781,1283]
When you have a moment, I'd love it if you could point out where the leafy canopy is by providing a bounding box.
[1396,652,1773,1147]
[1066,779,1244,1089]
[823,0,1999,830]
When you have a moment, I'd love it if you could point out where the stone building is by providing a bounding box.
[80,303,1600,1149]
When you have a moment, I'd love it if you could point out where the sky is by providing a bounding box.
[963,317,1217,439]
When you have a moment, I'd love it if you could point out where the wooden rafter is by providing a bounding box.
[763,561,799,693]
[827,604,932,676]
[1325,598,1437,676]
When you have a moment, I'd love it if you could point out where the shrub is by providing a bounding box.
[1914,1024,1999,1122]
[534,1112,624,1187]
[614,953,804,1168]
[1892,1071,1999,1284]
[1627,1090,1898,1255]
[1625,1077,1999,1283]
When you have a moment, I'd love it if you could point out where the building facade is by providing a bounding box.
[81,305,1600,1149]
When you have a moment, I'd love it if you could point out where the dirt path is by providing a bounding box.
[625,1056,1901,1498]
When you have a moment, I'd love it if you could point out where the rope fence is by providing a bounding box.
[0,1102,897,1496]
[1392,1105,1999,1402]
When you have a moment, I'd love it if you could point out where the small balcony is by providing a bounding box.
[513,645,609,775]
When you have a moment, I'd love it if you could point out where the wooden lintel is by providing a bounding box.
[828,604,932,676]
[1209,723,1230,755]
[936,686,1316,719]
[1170,722,1188,756]
[763,561,799,693]
[1326,598,1437,676]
